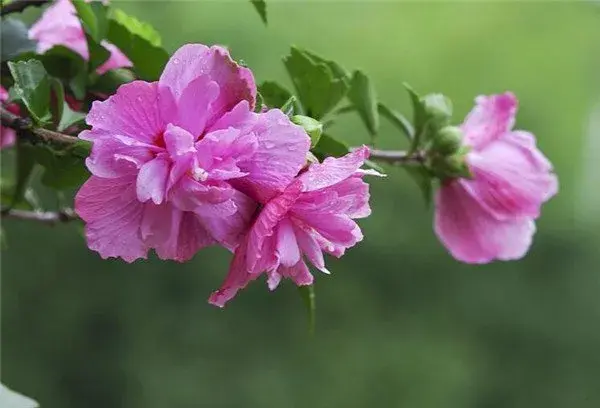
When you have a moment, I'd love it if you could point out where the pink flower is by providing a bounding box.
[75,44,310,263]
[1,86,19,150]
[434,93,558,264]
[29,0,132,75]
[209,146,380,307]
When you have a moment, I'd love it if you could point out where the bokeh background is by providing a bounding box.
[3,1,600,407]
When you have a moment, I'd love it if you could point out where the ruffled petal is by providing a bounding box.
[136,157,170,204]
[276,261,314,287]
[85,81,163,143]
[96,41,133,75]
[275,217,301,267]
[299,146,370,192]
[75,176,148,262]
[434,180,536,264]
[159,44,256,120]
[85,135,156,178]
[461,92,517,150]
[175,76,219,137]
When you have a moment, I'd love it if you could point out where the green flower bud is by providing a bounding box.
[431,125,463,155]
[443,153,472,179]
[422,93,453,128]
[291,115,323,147]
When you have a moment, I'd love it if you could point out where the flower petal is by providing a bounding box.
[85,81,164,143]
[461,92,517,150]
[275,217,301,267]
[175,76,219,137]
[96,41,133,75]
[75,176,148,263]
[136,157,170,204]
[85,135,156,178]
[276,261,314,287]
[299,146,370,192]
[434,180,536,264]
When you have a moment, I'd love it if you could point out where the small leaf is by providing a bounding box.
[58,104,86,132]
[280,95,297,116]
[32,145,90,190]
[107,9,169,80]
[1,18,36,62]
[378,103,414,141]
[291,115,322,147]
[404,83,428,152]
[250,0,267,25]
[284,47,350,120]
[347,70,379,137]
[50,78,65,130]
[297,285,316,335]
[404,164,433,207]
[8,59,51,125]
[312,133,349,159]
[258,81,293,109]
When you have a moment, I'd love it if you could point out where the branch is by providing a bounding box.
[366,148,425,165]
[1,208,79,225]
[1,0,49,16]
[1,106,81,146]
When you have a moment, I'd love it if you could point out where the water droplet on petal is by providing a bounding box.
[172,58,180,65]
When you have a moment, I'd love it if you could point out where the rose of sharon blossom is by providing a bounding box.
[1,86,19,150]
[75,44,310,262]
[29,0,131,75]
[209,146,380,307]
[434,93,558,264]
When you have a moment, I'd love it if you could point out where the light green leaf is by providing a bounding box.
[284,47,350,120]
[291,115,322,147]
[378,103,414,141]
[58,104,86,132]
[404,83,428,153]
[8,59,51,125]
[1,18,36,62]
[280,95,297,116]
[348,70,379,137]
[298,285,316,335]
[107,9,168,80]
[250,0,267,25]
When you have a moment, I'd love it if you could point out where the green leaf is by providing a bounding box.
[250,0,267,25]
[298,285,316,335]
[32,145,90,190]
[86,34,110,73]
[107,9,169,80]
[50,78,65,130]
[280,96,297,116]
[72,0,108,42]
[377,103,414,141]
[258,81,293,109]
[404,83,428,153]
[284,47,350,120]
[8,60,51,125]
[404,164,433,207]
[89,68,135,95]
[291,115,322,147]
[1,18,36,62]
[0,227,6,251]
[58,104,86,132]
[347,70,379,137]
[38,46,88,99]
[312,133,349,159]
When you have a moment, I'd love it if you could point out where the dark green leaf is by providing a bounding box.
[348,70,379,137]
[89,68,135,96]
[31,145,90,190]
[107,9,169,80]
[38,46,88,98]
[312,133,349,159]
[8,59,51,125]
[298,285,316,335]
[404,164,433,207]
[58,104,86,132]
[284,47,350,119]
[86,34,110,73]
[258,81,294,109]
[250,0,267,25]
[1,18,36,62]
[0,227,6,250]
[378,103,414,141]
[50,78,65,130]
[72,0,108,42]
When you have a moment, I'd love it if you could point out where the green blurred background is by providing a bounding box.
[3,1,600,407]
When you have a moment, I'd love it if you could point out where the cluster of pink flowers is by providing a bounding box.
[29,0,132,75]
[74,44,379,306]
[435,93,558,263]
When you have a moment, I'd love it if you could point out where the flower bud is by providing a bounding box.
[422,93,452,128]
[291,115,323,147]
[431,126,463,155]
[443,152,472,179]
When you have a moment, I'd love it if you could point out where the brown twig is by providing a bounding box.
[1,208,79,225]
[1,106,81,146]
[1,0,49,16]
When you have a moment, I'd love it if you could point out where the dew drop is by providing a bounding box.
[264,141,275,149]
[172,58,181,65]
